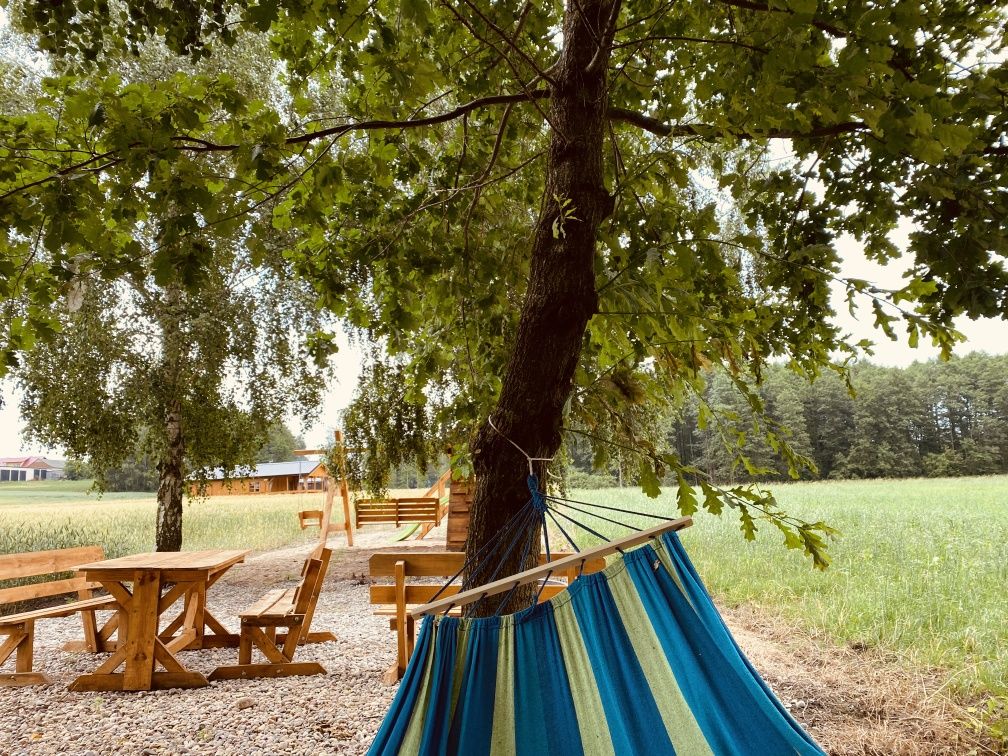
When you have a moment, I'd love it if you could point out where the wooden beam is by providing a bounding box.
[208,661,326,680]
[411,517,692,618]
[0,672,50,687]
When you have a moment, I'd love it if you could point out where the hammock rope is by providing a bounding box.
[442,471,656,619]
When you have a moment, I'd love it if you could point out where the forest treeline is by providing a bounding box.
[569,353,1008,485]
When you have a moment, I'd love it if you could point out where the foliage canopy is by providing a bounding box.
[1,0,1006,567]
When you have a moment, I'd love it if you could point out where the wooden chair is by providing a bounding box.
[368,550,607,683]
[0,546,118,686]
[209,546,334,681]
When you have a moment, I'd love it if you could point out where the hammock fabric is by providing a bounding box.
[369,531,825,756]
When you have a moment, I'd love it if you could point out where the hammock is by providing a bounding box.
[369,461,826,756]
[370,527,825,755]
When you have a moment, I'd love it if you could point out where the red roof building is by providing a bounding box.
[0,456,66,483]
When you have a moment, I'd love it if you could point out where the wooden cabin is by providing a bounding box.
[198,460,329,496]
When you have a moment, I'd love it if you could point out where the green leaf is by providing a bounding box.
[700,480,724,515]
[639,459,661,498]
[676,473,698,516]
[787,0,818,13]
[739,506,758,541]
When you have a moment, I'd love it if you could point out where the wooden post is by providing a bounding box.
[336,431,353,547]
[318,484,335,547]
[394,560,407,677]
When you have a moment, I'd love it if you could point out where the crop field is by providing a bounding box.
[566,475,1008,697]
[0,479,319,558]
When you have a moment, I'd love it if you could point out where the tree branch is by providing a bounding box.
[612,33,767,53]
[715,0,846,38]
[0,149,118,201]
[285,89,551,145]
[606,107,872,141]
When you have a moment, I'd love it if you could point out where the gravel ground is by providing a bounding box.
[0,528,418,756]
[0,523,994,755]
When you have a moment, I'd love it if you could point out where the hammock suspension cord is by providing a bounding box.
[430,418,680,617]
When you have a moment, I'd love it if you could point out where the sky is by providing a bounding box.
[0,332,365,458]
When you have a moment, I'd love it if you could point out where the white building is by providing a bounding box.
[0,456,66,483]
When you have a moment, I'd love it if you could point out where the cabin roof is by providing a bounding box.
[201,460,326,481]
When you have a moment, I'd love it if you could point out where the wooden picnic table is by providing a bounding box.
[68,549,250,692]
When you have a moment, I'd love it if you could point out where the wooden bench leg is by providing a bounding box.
[213,620,326,681]
[79,608,99,652]
[281,619,304,660]
[238,623,253,665]
[0,621,50,687]
[394,560,407,677]
[278,630,337,646]
[62,610,119,653]
[381,615,415,684]
[381,660,401,685]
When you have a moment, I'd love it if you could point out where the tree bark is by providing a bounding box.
[465,0,618,614]
[155,282,186,552]
[155,399,185,551]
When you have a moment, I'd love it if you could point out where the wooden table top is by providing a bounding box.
[74,549,250,576]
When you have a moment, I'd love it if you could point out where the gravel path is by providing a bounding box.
[0,524,993,755]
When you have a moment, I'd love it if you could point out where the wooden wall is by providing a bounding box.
[445,477,474,551]
[195,468,328,497]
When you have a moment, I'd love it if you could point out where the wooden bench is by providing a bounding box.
[353,470,452,541]
[210,546,335,681]
[0,546,119,686]
[355,496,450,540]
[368,550,606,682]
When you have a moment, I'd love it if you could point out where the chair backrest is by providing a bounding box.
[0,546,105,611]
[356,497,441,527]
[292,546,332,616]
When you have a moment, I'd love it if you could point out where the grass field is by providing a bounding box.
[2,476,1006,701]
[566,476,1008,697]
[0,479,320,557]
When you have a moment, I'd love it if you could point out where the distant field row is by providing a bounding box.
[1,475,1006,698]
[0,480,322,556]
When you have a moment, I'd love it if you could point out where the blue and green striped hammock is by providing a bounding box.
[369,529,825,755]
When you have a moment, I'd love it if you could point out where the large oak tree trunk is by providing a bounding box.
[465,0,617,614]
[155,398,184,551]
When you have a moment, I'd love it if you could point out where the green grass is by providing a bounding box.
[564,476,1008,697]
[0,480,320,558]
[0,478,146,504]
